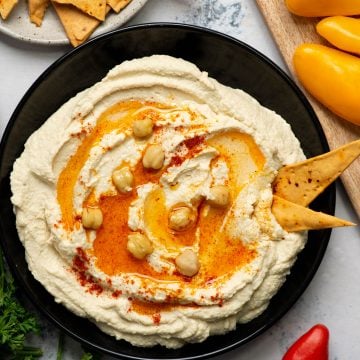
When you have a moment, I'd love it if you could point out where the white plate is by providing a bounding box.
[0,0,148,45]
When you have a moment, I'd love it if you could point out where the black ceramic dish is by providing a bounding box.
[0,24,334,359]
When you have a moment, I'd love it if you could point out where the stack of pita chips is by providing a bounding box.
[272,139,360,231]
[0,0,132,46]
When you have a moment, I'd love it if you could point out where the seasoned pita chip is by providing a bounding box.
[29,0,50,26]
[272,195,355,232]
[53,0,106,20]
[273,139,360,207]
[52,3,110,47]
[0,0,18,20]
[107,0,131,13]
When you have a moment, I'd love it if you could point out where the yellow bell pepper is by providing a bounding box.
[293,44,360,126]
[317,16,360,56]
[285,0,360,17]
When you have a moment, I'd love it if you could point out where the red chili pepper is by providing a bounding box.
[282,324,329,360]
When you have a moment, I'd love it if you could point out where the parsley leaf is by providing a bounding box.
[0,248,42,359]
[81,345,102,360]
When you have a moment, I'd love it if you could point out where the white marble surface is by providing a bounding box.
[1,1,359,359]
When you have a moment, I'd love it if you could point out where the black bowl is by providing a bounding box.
[0,23,334,359]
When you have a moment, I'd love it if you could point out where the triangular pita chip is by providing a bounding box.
[273,139,360,207]
[29,0,50,26]
[52,3,110,47]
[0,0,18,20]
[272,195,355,232]
[107,0,131,13]
[52,0,106,20]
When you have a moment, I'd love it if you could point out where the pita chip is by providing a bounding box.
[273,139,360,207]
[0,0,18,20]
[52,3,110,47]
[272,195,355,232]
[29,0,50,26]
[107,0,131,13]
[53,0,106,20]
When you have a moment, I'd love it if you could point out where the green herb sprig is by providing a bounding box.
[0,249,42,359]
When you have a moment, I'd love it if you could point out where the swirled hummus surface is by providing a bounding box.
[11,55,306,348]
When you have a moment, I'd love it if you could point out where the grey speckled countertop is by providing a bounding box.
[1,1,360,359]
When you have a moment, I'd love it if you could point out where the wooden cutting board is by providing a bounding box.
[256,0,360,218]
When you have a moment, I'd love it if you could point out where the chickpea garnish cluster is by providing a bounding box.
[80,114,231,279]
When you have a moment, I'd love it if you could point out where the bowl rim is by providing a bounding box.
[0,22,334,360]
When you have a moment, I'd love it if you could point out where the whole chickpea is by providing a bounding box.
[82,207,103,230]
[207,185,230,207]
[132,118,153,138]
[142,144,165,170]
[175,249,200,277]
[168,206,197,231]
[127,232,153,260]
[112,166,134,193]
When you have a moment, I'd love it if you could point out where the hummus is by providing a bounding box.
[11,55,306,348]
